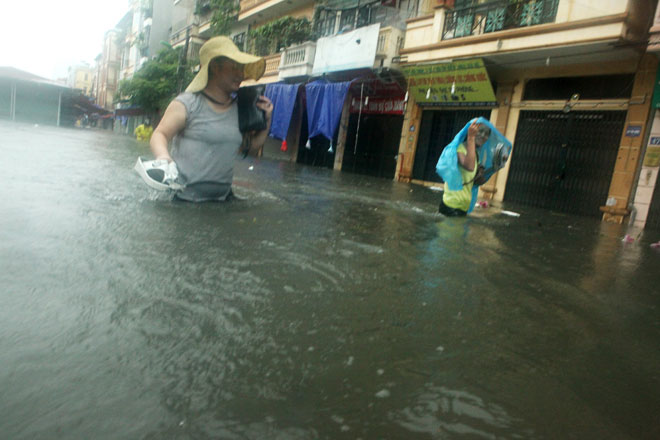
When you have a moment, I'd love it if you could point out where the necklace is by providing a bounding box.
[200,91,234,106]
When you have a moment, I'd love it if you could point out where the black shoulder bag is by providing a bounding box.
[237,85,267,157]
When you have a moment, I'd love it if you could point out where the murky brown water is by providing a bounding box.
[1,120,659,439]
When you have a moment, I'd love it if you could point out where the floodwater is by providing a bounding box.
[1,120,659,440]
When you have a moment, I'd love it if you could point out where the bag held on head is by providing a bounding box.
[237,85,266,133]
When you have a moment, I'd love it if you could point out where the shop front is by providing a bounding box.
[341,78,406,179]
[396,59,498,188]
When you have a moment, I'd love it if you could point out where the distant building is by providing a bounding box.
[97,21,129,111]
[0,66,107,127]
[121,0,174,81]
[170,0,206,62]
[67,63,93,96]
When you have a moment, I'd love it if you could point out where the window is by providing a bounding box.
[315,3,375,37]
[315,9,337,37]
[339,7,356,32]
[357,5,371,27]
[232,32,246,51]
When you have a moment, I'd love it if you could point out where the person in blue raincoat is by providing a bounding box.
[438,121,490,216]
[436,117,512,216]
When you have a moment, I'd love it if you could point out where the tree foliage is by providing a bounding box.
[117,46,195,114]
[249,16,313,56]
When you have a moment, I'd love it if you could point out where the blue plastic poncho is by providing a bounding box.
[436,117,512,213]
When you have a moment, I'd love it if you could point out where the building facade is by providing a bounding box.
[398,0,658,223]
[96,15,131,111]
[231,0,431,173]
[67,63,94,96]
[121,0,174,81]
[632,0,660,229]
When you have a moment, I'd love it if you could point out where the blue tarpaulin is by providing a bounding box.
[265,83,300,141]
[436,116,512,213]
[305,80,351,142]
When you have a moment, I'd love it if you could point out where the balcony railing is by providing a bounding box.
[279,41,316,79]
[263,53,282,77]
[442,0,559,40]
[239,0,268,14]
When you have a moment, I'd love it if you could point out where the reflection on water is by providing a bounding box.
[1,121,659,439]
[396,384,531,439]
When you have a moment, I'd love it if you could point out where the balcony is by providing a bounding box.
[197,12,213,37]
[375,27,404,68]
[263,53,282,78]
[442,0,559,40]
[170,22,201,48]
[647,0,660,53]
[240,0,268,14]
[401,0,632,69]
[278,41,316,80]
[238,0,310,23]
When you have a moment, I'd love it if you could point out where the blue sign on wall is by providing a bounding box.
[625,125,642,137]
[650,136,660,146]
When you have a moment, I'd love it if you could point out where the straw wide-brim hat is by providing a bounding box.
[186,36,265,93]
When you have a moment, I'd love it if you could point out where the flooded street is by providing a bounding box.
[1,120,659,439]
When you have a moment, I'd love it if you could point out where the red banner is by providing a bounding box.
[349,97,405,115]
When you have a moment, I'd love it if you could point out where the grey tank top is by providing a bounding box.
[171,92,242,202]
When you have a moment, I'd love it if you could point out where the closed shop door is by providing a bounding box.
[504,110,626,217]
[413,109,491,183]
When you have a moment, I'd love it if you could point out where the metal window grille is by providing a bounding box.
[504,110,626,217]
[443,0,559,40]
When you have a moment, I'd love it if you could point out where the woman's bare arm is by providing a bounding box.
[150,100,187,162]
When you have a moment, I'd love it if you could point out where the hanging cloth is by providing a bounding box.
[265,83,300,141]
[436,116,512,213]
[305,80,351,142]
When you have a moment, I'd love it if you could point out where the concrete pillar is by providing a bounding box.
[480,80,516,201]
[57,91,62,127]
[334,96,351,171]
[491,78,525,202]
[432,6,447,42]
[395,93,422,182]
[10,82,16,121]
[601,54,658,223]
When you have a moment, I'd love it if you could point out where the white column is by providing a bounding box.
[57,91,62,127]
[10,82,16,121]
[433,7,448,42]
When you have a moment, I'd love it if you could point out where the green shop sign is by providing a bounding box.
[403,59,497,107]
[652,66,660,109]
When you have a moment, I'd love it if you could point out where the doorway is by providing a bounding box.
[412,109,491,183]
[342,113,404,179]
[504,110,626,217]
